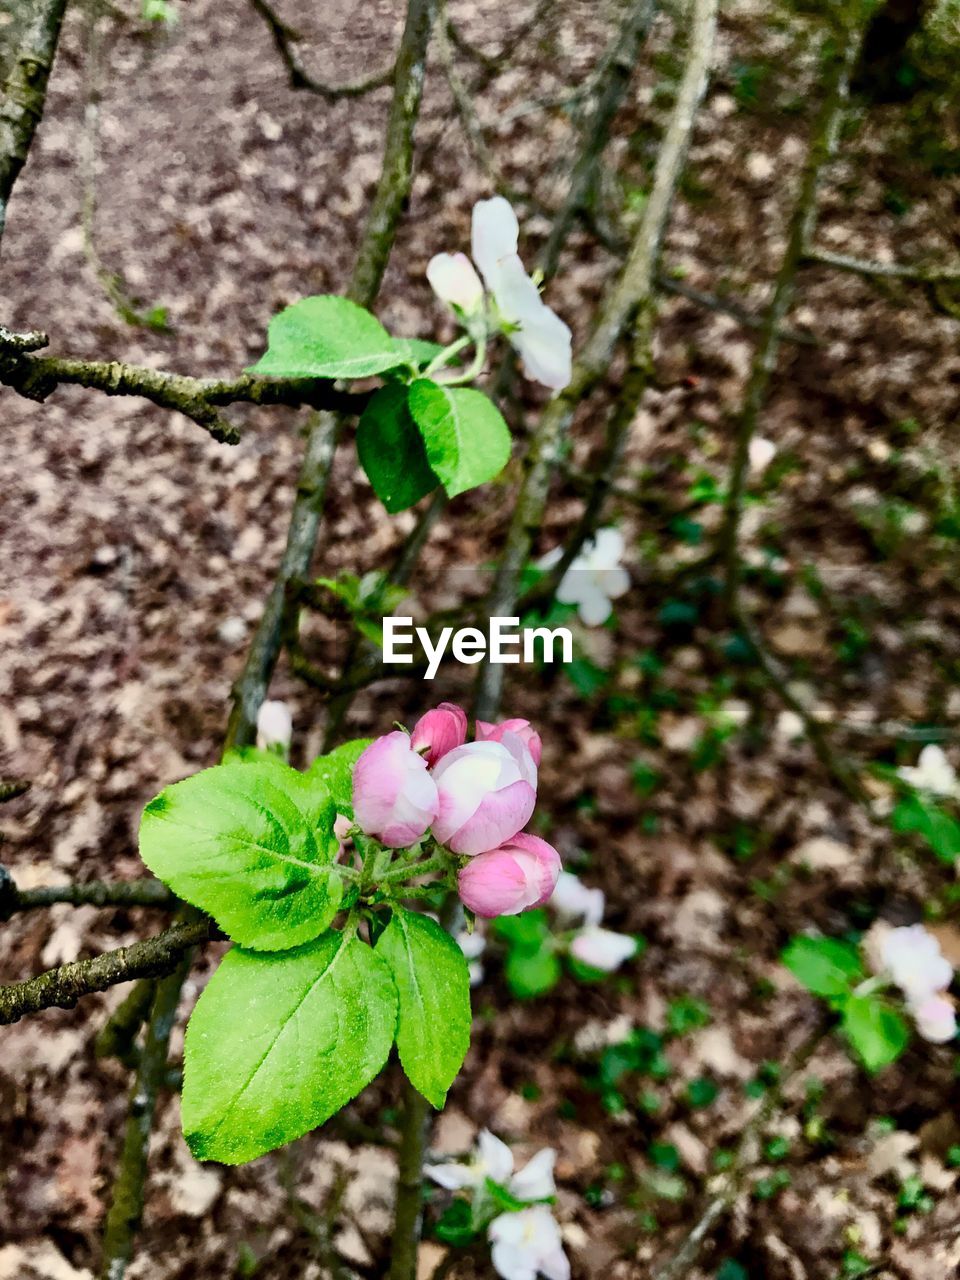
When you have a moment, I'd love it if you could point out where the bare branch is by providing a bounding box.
[0,875,175,920]
[0,918,212,1026]
[249,0,395,99]
[803,245,960,284]
[224,0,439,748]
[0,333,371,444]
[476,0,719,720]
[0,777,30,803]
[0,0,69,245]
[715,15,867,614]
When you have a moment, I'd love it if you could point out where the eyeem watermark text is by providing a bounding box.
[383,616,573,680]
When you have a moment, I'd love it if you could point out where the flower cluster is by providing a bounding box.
[426,1130,569,1280]
[353,704,561,918]
[428,197,573,392]
[550,871,637,973]
[880,924,957,1044]
[539,527,630,627]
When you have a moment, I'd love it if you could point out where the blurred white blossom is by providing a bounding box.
[255,700,292,753]
[489,1205,570,1280]
[748,436,777,474]
[898,745,959,799]
[540,527,630,626]
[457,928,487,986]
[548,872,604,926]
[569,926,637,973]
[426,1131,556,1201]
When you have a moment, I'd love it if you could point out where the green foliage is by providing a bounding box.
[139,761,342,951]
[407,380,511,500]
[666,994,711,1035]
[783,935,910,1073]
[357,384,439,513]
[315,570,409,649]
[182,929,397,1163]
[782,936,863,999]
[841,997,910,1074]
[493,910,561,998]
[305,738,372,818]
[376,907,471,1108]
[891,792,960,864]
[142,0,177,22]
[249,296,408,380]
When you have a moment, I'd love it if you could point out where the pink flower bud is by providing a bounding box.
[458,833,561,918]
[569,926,637,973]
[909,993,957,1044]
[411,702,468,766]
[432,733,537,855]
[426,252,485,314]
[475,717,542,767]
[352,731,439,848]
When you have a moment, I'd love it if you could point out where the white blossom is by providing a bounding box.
[540,527,630,626]
[548,872,605,927]
[457,928,486,986]
[489,1206,570,1280]
[425,1131,556,1201]
[909,992,958,1044]
[255,699,292,752]
[569,926,637,973]
[881,924,953,1002]
[898,745,960,799]
[748,436,777,474]
[426,251,485,314]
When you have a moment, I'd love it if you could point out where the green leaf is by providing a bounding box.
[505,945,561,998]
[139,762,341,951]
[183,930,397,1163]
[891,794,960,863]
[376,907,471,1108]
[407,380,511,499]
[782,936,863,998]
[306,738,373,818]
[248,296,407,380]
[220,749,335,831]
[356,384,439,513]
[842,995,910,1073]
[392,336,445,369]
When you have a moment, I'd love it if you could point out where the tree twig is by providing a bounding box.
[651,1019,827,1280]
[0,333,371,444]
[0,875,175,921]
[224,0,439,749]
[387,1083,432,1280]
[249,0,396,99]
[530,0,716,607]
[802,245,960,284]
[0,0,69,245]
[475,0,719,720]
[0,918,212,1026]
[99,952,193,1280]
[0,777,30,803]
[715,12,866,616]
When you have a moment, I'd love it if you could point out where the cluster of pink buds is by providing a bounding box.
[352,704,560,918]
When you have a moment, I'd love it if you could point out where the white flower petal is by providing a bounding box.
[540,1247,571,1280]
[472,197,520,289]
[570,927,638,972]
[595,566,630,600]
[577,587,613,627]
[511,303,573,391]
[510,1148,557,1201]
[424,1162,475,1190]
[427,251,485,313]
[478,1129,515,1185]
[491,1239,537,1280]
[589,527,625,566]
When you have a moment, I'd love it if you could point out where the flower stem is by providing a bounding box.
[379,852,450,884]
[422,333,472,378]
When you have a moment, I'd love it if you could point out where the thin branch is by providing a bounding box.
[94,978,157,1067]
[658,275,818,346]
[224,0,438,749]
[0,876,175,920]
[715,14,866,615]
[651,1020,827,1280]
[531,0,716,606]
[802,245,960,284]
[0,918,212,1026]
[734,604,872,808]
[249,0,395,99]
[0,333,371,444]
[99,953,193,1280]
[0,0,69,245]
[387,1083,432,1280]
[475,0,719,721]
